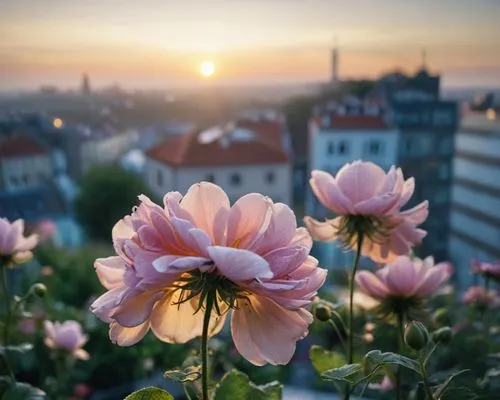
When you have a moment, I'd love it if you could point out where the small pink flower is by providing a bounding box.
[43,320,89,360]
[18,319,36,335]
[356,256,451,300]
[368,375,394,392]
[41,266,54,277]
[304,161,428,263]
[36,219,57,243]
[74,383,91,398]
[91,182,326,366]
[463,286,500,309]
[471,259,500,281]
[0,218,38,264]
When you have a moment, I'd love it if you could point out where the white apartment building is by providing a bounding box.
[306,104,400,269]
[449,110,500,287]
[145,118,292,205]
[0,134,52,192]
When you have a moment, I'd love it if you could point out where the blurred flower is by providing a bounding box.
[471,259,500,281]
[304,161,428,263]
[0,218,38,265]
[463,286,500,310]
[143,358,154,371]
[364,322,376,332]
[44,320,89,360]
[35,219,57,243]
[74,383,91,398]
[363,332,374,343]
[368,375,394,392]
[91,183,326,366]
[41,265,54,277]
[18,318,36,335]
[356,256,451,318]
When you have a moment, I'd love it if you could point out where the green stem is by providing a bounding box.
[396,313,405,400]
[344,233,364,400]
[419,357,434,400]
[0,266,15,382]
[328,319,347,352]
[201,293,215,400]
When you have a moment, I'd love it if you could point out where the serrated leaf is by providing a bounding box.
[364,350,420,374]
[0,343,34,354]
[164,365,201,383]
[320,363,363,384]
[213,370,282,400]
[309,345,347,374]
[124,387,174,400]
[2,382,46,400]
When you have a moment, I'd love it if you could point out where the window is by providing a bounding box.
[438,164,450,180]
[156,169,163,187]
[433,110,452,126]
[205,174,215,183]
[265,171,275,184]
[368,140,382,155]
[338,141,348,155]
[230,173,241,186]
[327,142,334,155]
[439,137,453,154]
[404,138,413,155]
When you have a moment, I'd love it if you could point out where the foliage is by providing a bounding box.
[212,370,282,400]
[124,387,173,400]
[75,164,154,241]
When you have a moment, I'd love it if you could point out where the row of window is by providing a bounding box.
[8,174,47,188]
[326,140,385,156]
[156,170,276,187]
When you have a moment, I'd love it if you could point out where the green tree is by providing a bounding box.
[75,165,152,242]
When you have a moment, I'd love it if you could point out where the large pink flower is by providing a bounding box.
[0,218,38,264]
[471,259,500,281]
[356,256,451,301]
[44,320,89,360]
[304,161,428,263]
[91,182,326,366]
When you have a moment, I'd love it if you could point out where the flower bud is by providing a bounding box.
[30,283,47,298]
[404,321,429,351]
[314,305,332,322]
[433,308,451,326]
[431,326,453,344]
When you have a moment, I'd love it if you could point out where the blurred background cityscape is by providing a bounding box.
[1,0,500,398]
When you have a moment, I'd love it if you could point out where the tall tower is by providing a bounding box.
[331,38,339,84]
[81,73,91,95]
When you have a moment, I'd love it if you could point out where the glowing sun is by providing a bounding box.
[199,60,215,77]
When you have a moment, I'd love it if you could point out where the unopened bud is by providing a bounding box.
[404,321,429,351]
[433,308,451,326]
[315,305,332,322]
[431,327,453,344]
[30,283,47,298]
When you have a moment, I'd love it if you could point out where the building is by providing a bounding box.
[0,134,52,192]
[306,102,400,267]
[371,68,459,262]
[145,117,292,205]
[449,111,500,287]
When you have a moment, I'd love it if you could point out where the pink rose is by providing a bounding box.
[304,161,428,263]
[0,218,38,264]
[91,182,326,366]
[44,320,89,360]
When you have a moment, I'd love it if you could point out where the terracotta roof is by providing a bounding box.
[312,115,390,130]
[0,134,48,158]
[146,126,288,167]
[235,119,284,150]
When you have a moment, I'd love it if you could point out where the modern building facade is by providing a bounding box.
[449,111,500,287]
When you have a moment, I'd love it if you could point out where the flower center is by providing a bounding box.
[337,215,394,249]
[171,268,248,316]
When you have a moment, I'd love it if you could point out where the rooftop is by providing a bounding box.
[0,134,48,158]
[312,114,390,130]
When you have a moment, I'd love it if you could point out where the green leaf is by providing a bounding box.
[0,343,34,354]
[433,369,470,399]
[213,370,282,400]
[309,345,347,374]
[440,386,479,400]
[320,363,363,384]
[364,350,420,374]
[124,387,174,400]
[2,382,46,400]
[164,366,201,383]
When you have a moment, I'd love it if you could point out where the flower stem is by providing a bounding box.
[0,265,15,382]
[344,232,364,400]
[201,292,215,400]
[419,356,434,400]
[483,276,491,334]
[396,312,405,400]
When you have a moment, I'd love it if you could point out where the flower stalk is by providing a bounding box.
[0,264,15,382]
[396,312,404,400]
[201,291,216,400]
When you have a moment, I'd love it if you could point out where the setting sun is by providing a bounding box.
[199,60,215,77]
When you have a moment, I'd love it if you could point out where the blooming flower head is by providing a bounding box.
[471,259,500,282]
[304,161,428,263]
[0,218,38,265]
[356,256,451,318]
[463,286,500,310]
[91,182,326,366]
[43,320,89,360]
[368,375,394,392]
[36,219,57,243]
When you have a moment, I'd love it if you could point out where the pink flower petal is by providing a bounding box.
[303,217,338,242]
[413,266,449,298]
[356,271,389,299]
[111,291,164,328]
[109,320,150,346]
[310,170,354,214]
[94,256,126,290]
[207,246,272,281]
[353,193,401,215]
[263,245,310,277]
[384,257,418,296]
[335,161,387,205]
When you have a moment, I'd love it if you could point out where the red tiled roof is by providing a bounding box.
[235,119,284,150]
[312,115,390,130]
[0,134,48,158]
[146,126,288,167]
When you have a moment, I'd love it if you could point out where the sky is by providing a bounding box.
[1,0,500,90]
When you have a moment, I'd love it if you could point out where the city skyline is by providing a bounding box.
[1,0,500,90]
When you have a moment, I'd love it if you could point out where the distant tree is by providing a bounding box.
[75,164,152,242]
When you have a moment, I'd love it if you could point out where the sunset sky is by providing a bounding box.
[1,0,499,90]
